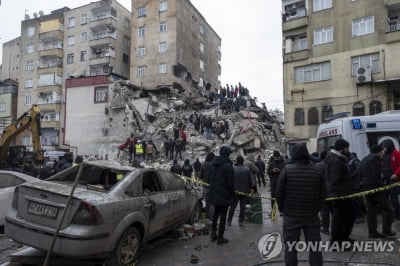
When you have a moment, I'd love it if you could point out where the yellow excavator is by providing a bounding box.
[0,105,44,171]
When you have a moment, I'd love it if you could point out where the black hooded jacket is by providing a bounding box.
[326,150,352,197]
[276,144,326,218]
[360,153,384,190]
[208,156,235,206]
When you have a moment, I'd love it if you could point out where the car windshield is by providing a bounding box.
[47,164,130,191]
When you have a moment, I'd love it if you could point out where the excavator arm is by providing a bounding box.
[0,105,44,167]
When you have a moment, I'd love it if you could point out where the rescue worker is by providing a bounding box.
[135,140,144,162]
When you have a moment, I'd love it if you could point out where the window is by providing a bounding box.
[81,14,88,24]
[122,36,131,49]
[26,61,34,71]
[124,17,130,29]
[369,101,382,115]
[160,1,168,12]
[160,22,167,32]
[80,51,87,61]
[137,46,145,56]
[138,6,146,17]
[27,27,35,37]
[352,16,374,37]
[200,42,204,53]
[22,136,30,146]
[294,108,305,125]
[351,53,380,76]
[308,107,319,125]
[95,87,108,103]
[67,53,74,64]
[0,103,6,112]
[313,0,332,12]
[68,17,76,28]
[322,106,333,121]
[159,63,167,73]
[81,32,87,43]
[123,54,129,64]
[295,62,331,84]
[314,26,333,45]
[138,26,145,37]
[297,36,307,51]
[353,102,365,116]
[25,79,33,88]
[200,60,204,71]
[27,43,34,53]
[137,66,145,76]
[24,96,32,106]
[159,42,167,53]
[67,35,75,46]
[200,24,204,35]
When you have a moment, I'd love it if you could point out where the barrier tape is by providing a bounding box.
[178,174,400,222]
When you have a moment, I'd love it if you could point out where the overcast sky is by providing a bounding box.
[0,0,283,110]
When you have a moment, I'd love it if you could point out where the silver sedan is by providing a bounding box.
[5,160,202,265]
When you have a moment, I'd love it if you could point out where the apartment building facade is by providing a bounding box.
[1,0,131,151]
[282,0,400,152]
[1,37,21,80]
[130,0,221,92]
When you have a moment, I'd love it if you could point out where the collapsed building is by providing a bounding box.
[66,73,281,164]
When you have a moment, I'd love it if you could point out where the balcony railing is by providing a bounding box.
[283,8,307,22]
[387,22,400,33]
[39,43,63,51]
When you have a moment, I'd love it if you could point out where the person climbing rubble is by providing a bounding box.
[170,159,182,175]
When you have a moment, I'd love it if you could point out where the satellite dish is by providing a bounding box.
[25,14,30,20]
[33,12,38,18]
[39,11,44,16]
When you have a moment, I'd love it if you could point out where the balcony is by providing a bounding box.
[41,121,60,129]
[283,49,310,63]
[37,85,62,94]
[39,31,63,42]
[38,66,63,76]
[90,17,117,30]
[37,103,62,112]
[283,15,308,32]
[38,48,63,59]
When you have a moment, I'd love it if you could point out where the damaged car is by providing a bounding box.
[5,160,202,265]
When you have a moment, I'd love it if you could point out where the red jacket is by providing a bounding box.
[391,150,400,176]
[180,130,187,142]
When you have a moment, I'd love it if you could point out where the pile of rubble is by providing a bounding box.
[101,79,283,165]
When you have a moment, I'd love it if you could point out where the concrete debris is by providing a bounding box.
[96,79,283,162]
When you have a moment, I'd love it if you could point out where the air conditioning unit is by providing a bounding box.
[357,67,371,83]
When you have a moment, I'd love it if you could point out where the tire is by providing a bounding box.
[188,202,202,224]
[107,227,141,266]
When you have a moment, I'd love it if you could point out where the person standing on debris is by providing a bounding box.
[267,151,285,209]
[360,144,395,238]
[180,126,187,151]
[174,137,183,161]
[255,155,266,187]
[193,158,202,181]
[199,152,215,219]
[145,140,156,164]
[134,140,144,162]
[163,137,171,161]
[182,159,194,179]
[170,159,182,175]
[128,137,136,164]
[227,155,252,226]
[326,139,356,250]
[276,144,326,266]
[209,146,235,245]
[205,117,213,140]
[244,154,259,193]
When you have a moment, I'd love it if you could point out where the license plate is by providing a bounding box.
[28,202,58,219]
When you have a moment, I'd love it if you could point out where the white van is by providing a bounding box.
[316,111,400,160]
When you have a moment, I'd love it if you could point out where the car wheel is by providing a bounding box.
[188,202,202,224]
[107,227,141,266]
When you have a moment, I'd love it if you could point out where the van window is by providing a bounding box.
[317,135,342,154]
[368,132,400,150]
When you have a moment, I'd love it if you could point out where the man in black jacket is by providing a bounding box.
[208,146,235,245]
[360,144,395,238]
[255,155,266,187]
[276,144,326,266]
[170,160,182,175]
[227,155,252,226]
[326,139,355,249]
[268,150,285,210]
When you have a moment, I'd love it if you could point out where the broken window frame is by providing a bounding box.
[95,87,108,103]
